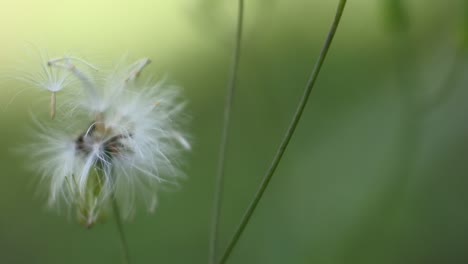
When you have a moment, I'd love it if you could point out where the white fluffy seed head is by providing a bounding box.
[23,55,190,227]
[19,58,73,93]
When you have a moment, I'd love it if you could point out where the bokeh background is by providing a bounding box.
[1,0,468,263]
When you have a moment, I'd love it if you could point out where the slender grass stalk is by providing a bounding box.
[209,0,244,264]
[218,1,347,263]
[112,196,131,264]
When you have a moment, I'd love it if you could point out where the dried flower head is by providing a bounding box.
[24,55,190,227]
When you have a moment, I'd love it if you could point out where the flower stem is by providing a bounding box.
[112,196,131,264]
[209,0,244,264]
[50,92,56,119]
[218,1,347,263]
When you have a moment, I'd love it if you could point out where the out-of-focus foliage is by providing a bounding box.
[381,0,409,33]
[1,1,468,263]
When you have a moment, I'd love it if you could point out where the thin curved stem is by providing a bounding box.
[218,1,347,263]
[209,1,244,264]
[112,196,131,264]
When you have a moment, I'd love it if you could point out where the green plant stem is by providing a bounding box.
[218,1,347,263]
[112,196,131,264]
[209,1,244,264]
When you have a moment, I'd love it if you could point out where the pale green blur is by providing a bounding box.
[1,1,467,263]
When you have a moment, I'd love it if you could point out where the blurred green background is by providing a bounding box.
[1,0,468,263]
